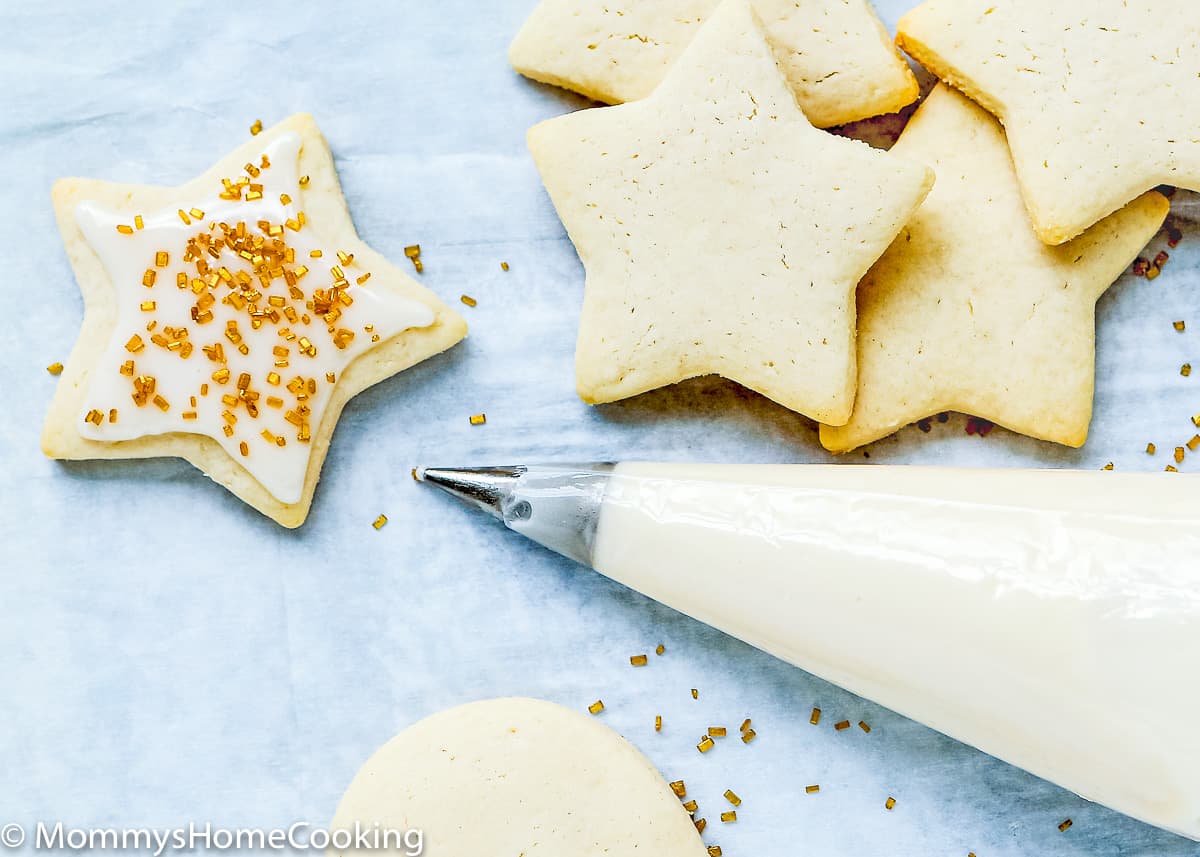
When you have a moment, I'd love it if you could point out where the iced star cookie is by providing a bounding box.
[819,86,1169,454]
[528,0,933,425]
[511,0,918,128]
[897,0,1200,245]
[44,115,467,528]
[330,698,707,857]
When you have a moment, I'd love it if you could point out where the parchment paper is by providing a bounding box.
[2,1,1198,855]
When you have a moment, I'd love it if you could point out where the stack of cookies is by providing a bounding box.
[515,0,1187,452]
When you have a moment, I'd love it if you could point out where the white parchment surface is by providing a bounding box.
[1,2,1198,855]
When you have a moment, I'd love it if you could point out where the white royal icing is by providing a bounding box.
[75,132,435,504]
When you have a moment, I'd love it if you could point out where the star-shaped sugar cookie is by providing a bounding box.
[511,0,918,128]
[819,86,1168,454]
[44,114,467,527]
[528,0,934,424]
[897,0,1199,245]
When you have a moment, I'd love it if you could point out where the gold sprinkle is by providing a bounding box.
[1147,442,1157,455]
[460,294,477,307]
[1184,364,1193,377]
[707,847,722,857]
[298,175,310,187]
[266,396,283,409]
[588,700,605,715]
[1175,321,1186,332]
[152,394,169,411]
[189,207,204,220]
[356,273,371,285]
[835,720,851,731]
[682,800,697,814]
[413,258,423,273]
[655,715,662,732]
[155,251,169,267]
[404,244,421,258]
[630,654,648,666]
[182,411,197,420]
[120,360,135,376]
[142,269,157,288]
[739,718,751,733]
[655,644,665,656]
[280,193,291,205]
[1104,462,1115,471]
[249,119,263,136]
[84,409,104,426]
[859,720,872,733]
[134,214,144,230]
[805,785,820,794]
[501,261,510,271]
[140,301,156,312]
[1059,819,1073,833]
[372,514,388,530]
[1175,446,1185,464]
[1189,436,1200,453]
[109,409,118,423]
[724,790,741,807]
[125,335,145,353]
[46,362,64,375]
[719,811,736,823]
[326,372,336,384]
[177,209,191,225]
[669,781,686,798]
[116,224,134,235]
[239,441,249,457]
[810,707,821,725]
[885,797,896,811]
[694,819,706,835]
[741,729,756,744]
[1167,465,1179,472]
[708,727,727,737]
[697,736,715,754]
[469,413,487,426]
[691,688,699,700]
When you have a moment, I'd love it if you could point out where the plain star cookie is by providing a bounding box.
[897,0,1200,244]
[510,0,918,128]
[528,0,933,425]
[330,698,707,857]
[819,86,1168,454]
[44,114,467,528]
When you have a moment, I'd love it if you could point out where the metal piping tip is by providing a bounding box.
[413,465,528,521]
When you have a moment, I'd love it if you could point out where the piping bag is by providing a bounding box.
[416,461,1200,840]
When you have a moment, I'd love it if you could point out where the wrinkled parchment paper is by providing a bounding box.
[2,1,1198,855]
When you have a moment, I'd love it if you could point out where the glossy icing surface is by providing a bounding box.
[74,132,434,503]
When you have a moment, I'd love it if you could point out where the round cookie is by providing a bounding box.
[329,697,707,856]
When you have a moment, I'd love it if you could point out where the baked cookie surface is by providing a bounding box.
[819,86,1169,454]
[529,0,933,425]
[510,0,918,127]
[330,697,707,856]
[44,115,467,527]
[897,0,1200,244]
